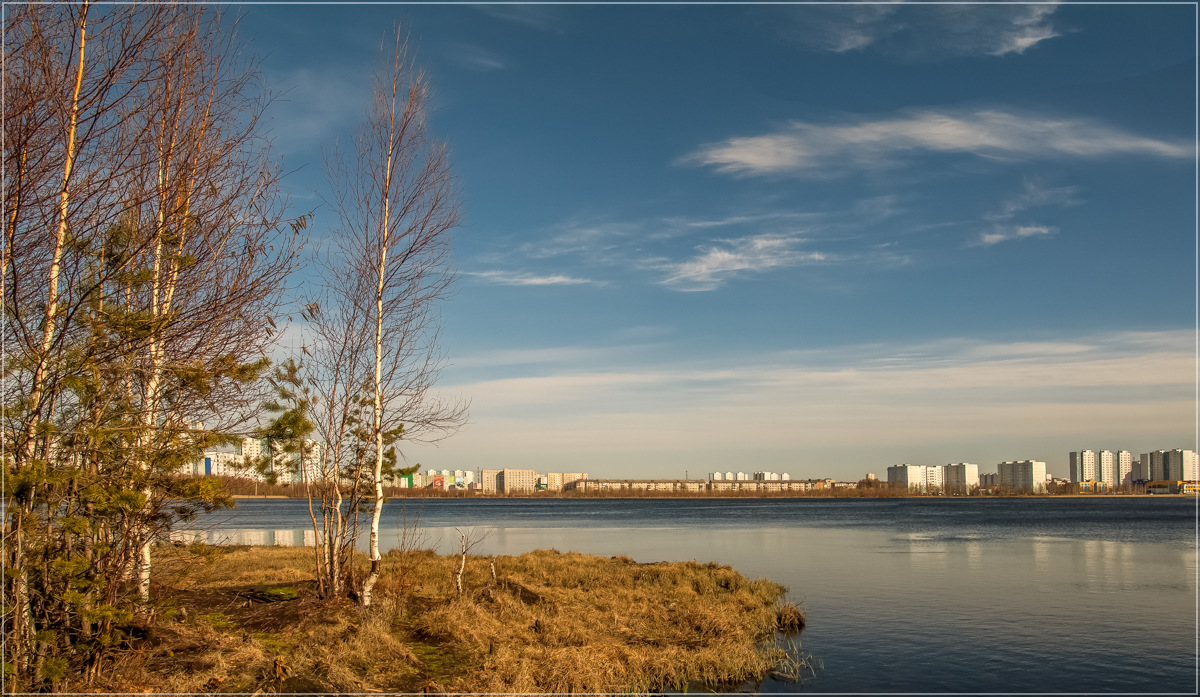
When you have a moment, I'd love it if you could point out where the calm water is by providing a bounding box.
[180,497,1198,693]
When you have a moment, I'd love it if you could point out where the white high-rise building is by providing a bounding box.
[943,463,980,494]
[724,471,734,481]
[1115,451,1133,486]
[1069,450,1096,483]
[1097,450,1115,487]
[924,465,943,491]
[241,437,266,460]
[710,472,724,481]
[295,440,323,483]
[202,451,246,478]
[888,464,928,491]
[998,460,1047,492]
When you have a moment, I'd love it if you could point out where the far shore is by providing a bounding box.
[227,491,1193,501]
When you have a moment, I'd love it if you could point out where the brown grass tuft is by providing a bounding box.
[77,544,795,693]
[776,602,806,634]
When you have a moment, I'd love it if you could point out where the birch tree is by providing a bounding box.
[3,4,299,686]
[318,27,466,606]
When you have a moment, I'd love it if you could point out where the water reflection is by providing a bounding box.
[965,540,983,570]
[170,528,315,547]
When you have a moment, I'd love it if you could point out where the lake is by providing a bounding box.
[178,497,1197,692]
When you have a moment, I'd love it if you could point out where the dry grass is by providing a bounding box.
[77,544,796,693]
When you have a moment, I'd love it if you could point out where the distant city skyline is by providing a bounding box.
[243,3,1196,481]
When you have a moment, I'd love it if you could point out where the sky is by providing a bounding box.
[237,2,1197,481]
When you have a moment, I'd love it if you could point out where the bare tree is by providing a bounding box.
[312,26,466,606]
[120,5,302,602]
[452,526,494,596]
[3,4,300,686]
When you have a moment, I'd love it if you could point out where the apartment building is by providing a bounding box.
[888,464,936,491]
[1069,450,1096,483]
[201,451,245,477]
[943,463,980,494]
[1097,450,1114,487]
[499,468,539,493]
[1133,453,1151,481]
[547,472,588,491]
[998,460,1047,492]
[1158,449,1199,481]
[480,469,502,493]
[1116,451,1133,485]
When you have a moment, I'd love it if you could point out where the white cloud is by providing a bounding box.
[976,224,1056,246]
[779,3,1063,58]
[659,233,828,291]
[990,4,1060,56]
[414,330,1195,476]
[683,108,1191,177]
[468,270,600,286]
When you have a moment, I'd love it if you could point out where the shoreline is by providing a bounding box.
[230,492,1194,500]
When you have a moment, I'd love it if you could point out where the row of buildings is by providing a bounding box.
[186,437,322,484]
[1068,449,1197,487]
[395,469,478,490]
[709,471,792,481]
[482,469,589,493]
[187,439,1198,496]
[887,461,1048,493]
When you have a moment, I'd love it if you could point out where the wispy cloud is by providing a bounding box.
[780,3,903,54]
[987,179,1083,221]
[469,270,601,286]
[969,178,1082,246]
[266,67,369,148]
[518,221,637,261]
[445,42,507,71]
[683,108,1191,177]
[481,203,915,292]
[975,224,1056,247]
[475,4,567,32]
[778,3,1063,58]
[659,233,828,291]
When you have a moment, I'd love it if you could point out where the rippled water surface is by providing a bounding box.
[184,497,1197,692]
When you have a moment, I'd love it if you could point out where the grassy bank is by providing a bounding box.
[90,544,801,693]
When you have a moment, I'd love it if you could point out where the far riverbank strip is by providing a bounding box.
[230,490,1191,500]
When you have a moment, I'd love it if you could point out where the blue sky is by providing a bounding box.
[241,2,1196,480]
